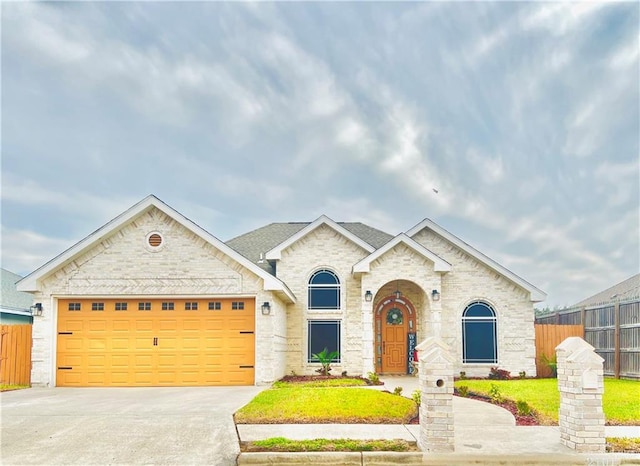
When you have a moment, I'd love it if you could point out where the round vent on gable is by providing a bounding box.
[146,232,164,250]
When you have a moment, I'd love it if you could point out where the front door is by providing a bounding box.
[377,300,411,374]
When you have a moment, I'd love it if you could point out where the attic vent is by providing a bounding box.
[146,232,164,250]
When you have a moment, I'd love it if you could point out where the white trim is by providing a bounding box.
[406,219,547,302]
[265,215,375,260]
[16,195,295,303]
[352,233,451,273]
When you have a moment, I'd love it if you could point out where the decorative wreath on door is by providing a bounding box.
[386,308,403,325]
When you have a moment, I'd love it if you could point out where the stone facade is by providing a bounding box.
[29,207,283,386]
[21,196,543,387]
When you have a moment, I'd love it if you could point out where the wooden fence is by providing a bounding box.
[534,324,584,377]
[0,325,32,385]
[536,299,640,379]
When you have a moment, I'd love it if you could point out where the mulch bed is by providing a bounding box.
[279,374,382,385]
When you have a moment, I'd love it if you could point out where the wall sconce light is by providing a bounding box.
[30,303,43,317]
[431,290,440,302]
[261,302,271,315]
[394,281,402,299]
[364,290,373,302]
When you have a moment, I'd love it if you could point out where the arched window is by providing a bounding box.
[462,301,497,364]
[308,269,340,310]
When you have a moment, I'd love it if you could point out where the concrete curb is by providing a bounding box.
[237,451,640,465]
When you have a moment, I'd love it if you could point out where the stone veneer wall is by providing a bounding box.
[30,207,277,386]
[275,224,369,376]
[411,229,537,377]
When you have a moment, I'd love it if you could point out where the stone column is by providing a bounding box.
[416,337,455,453]
[556,337,606,453]
[361,294,375,377]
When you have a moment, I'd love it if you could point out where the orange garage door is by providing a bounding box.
[56,298,255,387]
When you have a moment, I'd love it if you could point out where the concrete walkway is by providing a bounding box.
[238,375,640,457]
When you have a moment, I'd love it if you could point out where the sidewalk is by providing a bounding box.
[237,376,639,458]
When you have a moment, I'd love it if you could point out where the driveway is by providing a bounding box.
[1,386,265,466]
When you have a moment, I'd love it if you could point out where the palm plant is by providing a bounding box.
[312,347,339,376]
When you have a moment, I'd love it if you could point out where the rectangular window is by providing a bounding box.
[185,302,198,310]
[162,302,174,311]
[308,320,341,363]
[138,302,151,311]
[68,303,81,311]
[232,301,245,310]
[91,302,104,311]
[208,302,221,310]
[115,302,128,311]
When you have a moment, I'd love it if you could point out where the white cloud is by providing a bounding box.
[1,226,74,276]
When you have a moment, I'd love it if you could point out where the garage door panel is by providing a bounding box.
[57,298,255,387]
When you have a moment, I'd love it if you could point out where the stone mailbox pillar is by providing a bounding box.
[416,337,455,453]
[556,337,605,453]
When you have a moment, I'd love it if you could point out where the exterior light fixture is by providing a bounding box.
[30,303,43,317]
[431,289,440,302]
[394,281,402,299]
[261,302,271,315]
[364,290,373,302]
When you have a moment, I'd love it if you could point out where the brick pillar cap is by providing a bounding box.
[555,336,594,354]
[416,337,456,364]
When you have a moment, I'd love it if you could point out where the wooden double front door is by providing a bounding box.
[375,297,415,374]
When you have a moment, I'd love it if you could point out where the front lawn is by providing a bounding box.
[454,378,639,425]
[235,379,417,424]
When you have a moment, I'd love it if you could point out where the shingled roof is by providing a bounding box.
[572,273,640,308]
[225,221,394,274]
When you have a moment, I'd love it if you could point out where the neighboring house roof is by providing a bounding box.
[353,233,452,273]
[16,195,295,303]
[572,273,640,308]
[406,219,547,302]
[265,215,378,260]
[1,268,33,316]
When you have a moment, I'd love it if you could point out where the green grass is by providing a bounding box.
[272,378,368,388]
[235,386,417,424]
[241,437,416,452]
[606,437,640,453]
[0,384,29,392]
[454,378,639,425]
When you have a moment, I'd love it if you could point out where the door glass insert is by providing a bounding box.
[386,308,403,325]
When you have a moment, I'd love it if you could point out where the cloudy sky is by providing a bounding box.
[2,2,638,308]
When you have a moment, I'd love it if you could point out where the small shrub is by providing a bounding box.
[516,400,531,416]
[518,371,526,379]
[312,348,339,376]
[393,386,403,396]
[488,367,511,380]
[457,385,469,397]
[459,371,466,380]
[412,389,421,406]
[367,372,380,385]
[341,371,348,377]
[489,383,503,403]
[540,353,557,378]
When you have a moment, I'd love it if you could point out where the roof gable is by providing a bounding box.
[406,219,546,302]
[352,234,451,273]
[17,195,295,302]
[265,215,376,260]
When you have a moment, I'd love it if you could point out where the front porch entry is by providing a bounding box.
[374,295,417,374]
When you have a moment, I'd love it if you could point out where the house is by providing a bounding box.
[571,273,640,309]
[1,269,33,325]
[17,195,546,387]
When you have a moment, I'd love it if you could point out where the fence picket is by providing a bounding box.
[0,325,32,386]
